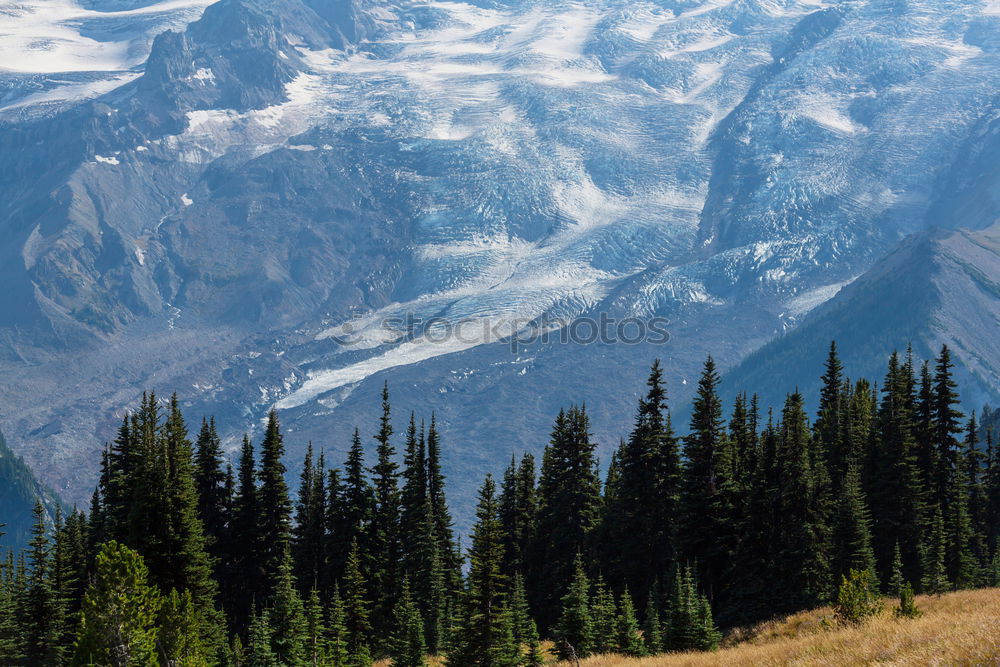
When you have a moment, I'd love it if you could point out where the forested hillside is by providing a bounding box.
[0,430,60,553]
[1,342,998,665]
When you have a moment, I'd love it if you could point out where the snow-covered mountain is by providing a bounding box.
[2,0,1000,524]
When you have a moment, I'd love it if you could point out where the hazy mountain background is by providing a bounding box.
[3,0,1000,530]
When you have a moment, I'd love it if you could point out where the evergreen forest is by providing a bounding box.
[1,342,999,666]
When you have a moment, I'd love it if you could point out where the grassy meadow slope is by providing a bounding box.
[572,588,1000,666]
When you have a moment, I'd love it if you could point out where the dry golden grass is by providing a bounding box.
[566,588,1000,666]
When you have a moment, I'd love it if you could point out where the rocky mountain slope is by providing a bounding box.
[2,0,1000,524]
[721,221,1000,414]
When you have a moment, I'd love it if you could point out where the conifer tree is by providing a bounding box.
[915,362,937,501]
[553,553,591,660]
[259,410,293,595]
[944,467,978,589]
[615,588,645,656]
[922,506,948,595]
[664,565,719,652]
[604,361,680,612]
[589,577,617,654]
[160,396,224,655]
[342,539,372,664]
[932,345,964,500]
[326,585,350,667]
[831,462,877,585]
[816,342,847,482]
[50,507,76,661]
[725,411,778,626]
[294,444,327,592]
[158,588,207,667]
[73,541,160,667]
[369,383,402,643]
[868,353,924,590]
[531,406,601,630]
[499,453,537,577]
[774,392,831,610]
[304,588,328,667]
[680,356,737,605]
[833,569,880,625]
[246,609,278,667]
[522,623,545,667]
[487,606,521,667]
[228,434,263,630]
[60,508,90,621]
[895,581,920,618]
[0,549,21,665]
[423,523,449,656]
[448,475,510,666]
[962,414,989,578]
[193,417,228,560]
[728,392,758,488]
[889,542,904,597]
[124,393,164,555]
[426,415,459,582]
[389,579,427,667]
[506,572,533,651]
[22,501,59,667]
[328,430,373,583]
[270,546,306,666]
[105,413,141,543]
[643,590,663,655]
[400,416,430,579]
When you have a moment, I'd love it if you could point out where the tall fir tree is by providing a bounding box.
[426,415,460,595]
[160,395,224,656]
[227,434,263,630]
[498,453,537,578]
[868,352,925,590]
[303,588,328,667]
[448,475,511,666]
[604,361,681,612]
[530,406,602,631]
[369,382,402,647]
[831,462,877,586]
[680,356,738,605]
[193,417,228,563]
[816,342,847,483]
[293,444,327,592]
[269,546,306,666]
[22,501,60,666]
[259,409,294,596]
[932,345,964,502]
[327,429,372,584]
[342,539,372,664]
[773,392,831,610]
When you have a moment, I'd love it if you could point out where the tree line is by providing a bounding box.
[1,342,999,665]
